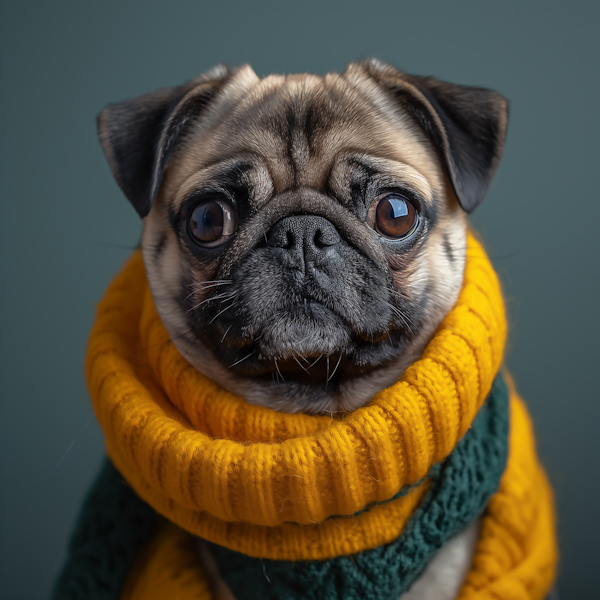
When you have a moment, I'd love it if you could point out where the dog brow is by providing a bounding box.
[172,156,274,211]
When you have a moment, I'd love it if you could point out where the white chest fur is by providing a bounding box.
[400,519,480,600]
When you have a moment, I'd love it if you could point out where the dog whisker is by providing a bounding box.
[308,354,323,368]
[274,358,285,383]
[208,300,238,325]
[220,323,234,343]
[327,353,343,383]
[330,519,346,533]
[229,350,255,368]
[186,290,236,309]
[391,290,459,336]
[184,285,226,301]
[293,355,311,375]
[429,343,450,359]
[186,280,232,289]
[382,300,418,334]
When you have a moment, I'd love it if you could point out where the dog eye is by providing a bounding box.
[189,200,237,246]
[368,194,418,239]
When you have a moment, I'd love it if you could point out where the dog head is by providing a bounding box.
[97,60,508,413]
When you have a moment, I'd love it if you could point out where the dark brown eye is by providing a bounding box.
[189,200,237,246]
[368,194,418,239]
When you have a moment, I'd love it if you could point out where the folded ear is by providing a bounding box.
[351,60,509,213]
[97,65,231,218]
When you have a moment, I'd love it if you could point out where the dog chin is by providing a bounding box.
[165,314,433,414]
[252,303,353,362]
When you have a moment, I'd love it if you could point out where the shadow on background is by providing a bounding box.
[1,1,598,598]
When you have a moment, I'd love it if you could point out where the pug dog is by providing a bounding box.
[97,60,508,599]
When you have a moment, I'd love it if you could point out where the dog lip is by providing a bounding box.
[223,342,399,389]
[264,353,348,384]
[213,296,392,354]
[213,303,414,384]
[255,302,352,361]
[203,284,398,379]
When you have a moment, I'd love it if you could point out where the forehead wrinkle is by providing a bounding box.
[217,75,299,147]
[216,81,300,188]
[250,77,324,185]
[351,155,434,200]
[327,156,435,217]
[170,157,274,211]
[180,74,368,188]
[307,74,442,191]
[161,69,267,190]
[274,77,375,189]
[218,75,357,190]
[164,68,444,208]
[340,70,444,188]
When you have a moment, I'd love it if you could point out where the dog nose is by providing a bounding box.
[266,215,341,264]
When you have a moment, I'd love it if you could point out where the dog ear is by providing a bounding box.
[97,65,230,218]
[351,60,509,213]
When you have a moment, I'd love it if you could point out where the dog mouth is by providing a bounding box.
[205,298,400,387]
[255,301,353,359]
[227,345,371,389]
[264,353,348,385]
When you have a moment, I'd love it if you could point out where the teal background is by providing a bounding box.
[1,1,598,597]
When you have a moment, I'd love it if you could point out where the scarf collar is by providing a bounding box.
[51,232,557,600]
[53,382,557,600]
[86,233,507,560]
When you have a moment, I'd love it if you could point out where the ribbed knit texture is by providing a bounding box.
[209,373,509,600]
[120,390,557,600]
[86,232,508,559]
[52,372,505,600]
[52,382,558,599]
[55,231,558,599]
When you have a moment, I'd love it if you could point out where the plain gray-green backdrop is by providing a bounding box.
[1,1,598,598]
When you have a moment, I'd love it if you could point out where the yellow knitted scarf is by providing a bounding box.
[86,234,557,599]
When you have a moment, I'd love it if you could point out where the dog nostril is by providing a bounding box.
[314,227,340,248]
[266,227,293,249]
[266,216,341,253]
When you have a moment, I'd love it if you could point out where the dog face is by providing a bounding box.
[98,60,508,413]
